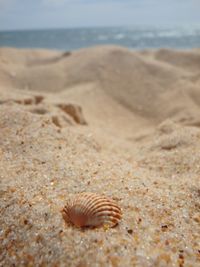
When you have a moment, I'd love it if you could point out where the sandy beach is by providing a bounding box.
[0,45,200,266]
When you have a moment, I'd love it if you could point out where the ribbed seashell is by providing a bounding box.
[62,192,122,228]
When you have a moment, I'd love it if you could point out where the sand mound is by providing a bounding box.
[1,45,200,125]
[0,46,200,266]
[137,119,200,175]
[154,48,200,73]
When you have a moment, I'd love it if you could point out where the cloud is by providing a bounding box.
[0,0,200,31]
[42,0,72,6]
[0,0,16,8]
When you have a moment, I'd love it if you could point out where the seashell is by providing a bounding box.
[62,192,122,228]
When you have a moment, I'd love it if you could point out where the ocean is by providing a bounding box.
[0,26,200,51]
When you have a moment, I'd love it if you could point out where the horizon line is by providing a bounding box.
[1,23,200,33]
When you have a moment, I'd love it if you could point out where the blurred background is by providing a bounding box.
[0,0,200,50]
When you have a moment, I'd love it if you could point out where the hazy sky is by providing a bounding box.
[0,0,200,30]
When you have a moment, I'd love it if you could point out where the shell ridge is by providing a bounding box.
[62,193,122,228]
[90,203,121,215]
[84,199,114,215]
[95,211,122,219]
[78,193,99,215]
[78,195,107,215]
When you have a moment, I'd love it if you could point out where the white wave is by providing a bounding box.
[97,35,108,40]
[114,33,125,40]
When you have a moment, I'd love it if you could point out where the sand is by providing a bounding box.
[0,45,200,266]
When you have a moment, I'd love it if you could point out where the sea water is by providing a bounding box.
[0,26,200,51]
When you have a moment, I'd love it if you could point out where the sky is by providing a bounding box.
[0,0,200,31]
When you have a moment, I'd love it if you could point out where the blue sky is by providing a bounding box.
[0,0,200,30]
